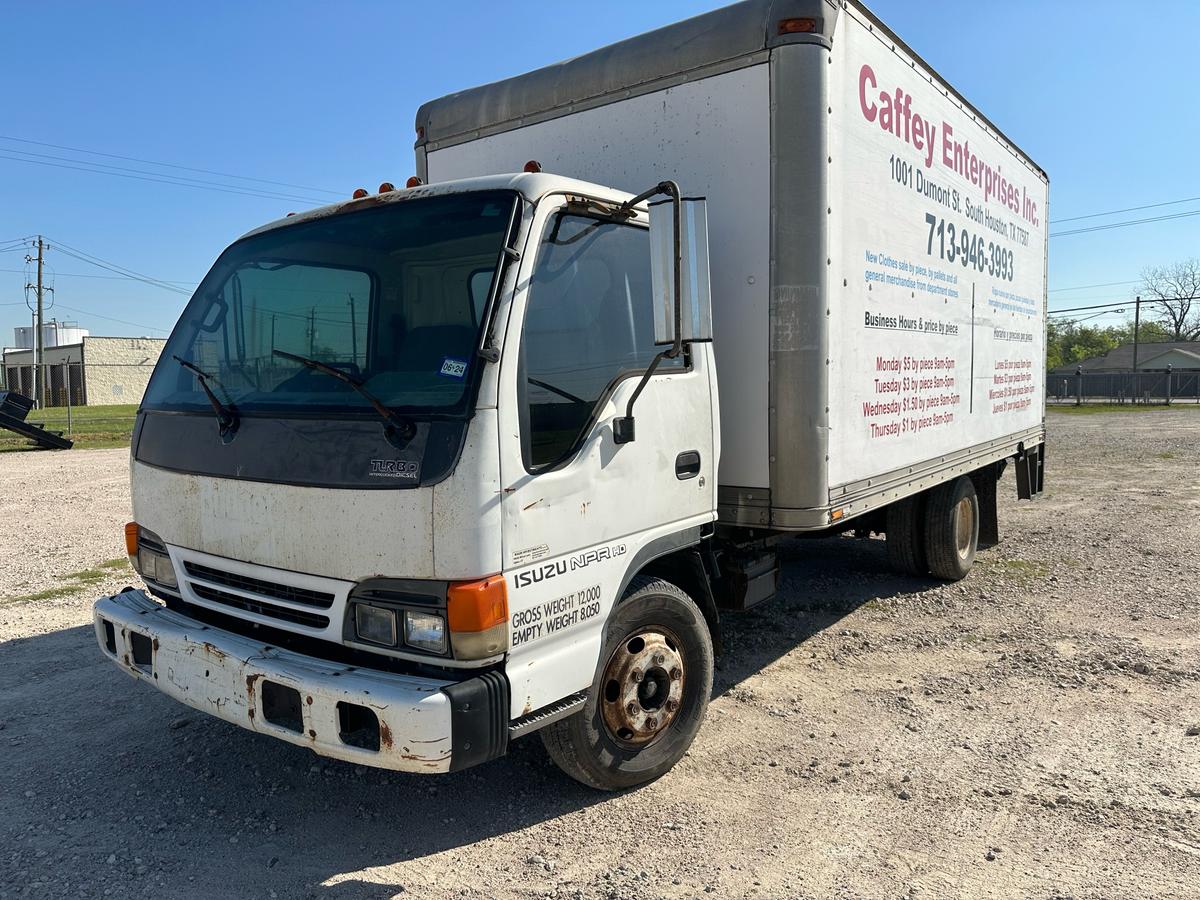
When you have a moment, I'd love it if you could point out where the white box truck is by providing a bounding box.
[94,0,1047,789]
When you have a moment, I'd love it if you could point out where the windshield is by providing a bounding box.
[144,191,516,417]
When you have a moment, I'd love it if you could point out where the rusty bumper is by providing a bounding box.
[94,588,458,772]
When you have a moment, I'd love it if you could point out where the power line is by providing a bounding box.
[1048,279,1140,293]
[0,150,328,206]
[0,134,342,197]
[48,302,170,334]
[1050,195,1200,225]
[1050,208,1200,238]
[0,266,195,285]
[46,238,193,295]
[1048,296,1195,316]
[0,146,328,204]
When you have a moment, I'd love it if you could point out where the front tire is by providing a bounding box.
[540,576,713,791]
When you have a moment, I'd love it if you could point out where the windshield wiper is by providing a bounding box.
[174,355,238,439]
[271,349,417,447]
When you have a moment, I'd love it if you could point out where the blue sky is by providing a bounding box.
[3,0,1197,342]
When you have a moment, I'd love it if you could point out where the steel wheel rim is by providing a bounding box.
[600,627,685,748]
[955,496,976,559]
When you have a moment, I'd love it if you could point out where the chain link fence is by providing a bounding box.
[1047,370,1200,405]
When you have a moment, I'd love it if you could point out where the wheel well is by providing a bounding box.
[627,546,723,656]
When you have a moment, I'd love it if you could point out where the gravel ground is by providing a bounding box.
[1,411,1198,899]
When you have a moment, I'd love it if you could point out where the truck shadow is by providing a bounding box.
[1,539,930,899]
[712,532,939,696]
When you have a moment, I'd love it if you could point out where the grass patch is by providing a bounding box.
[2,557,130,606]
[979,557,1051,583]
[1047,403,1200,415]
[0,403,139,452]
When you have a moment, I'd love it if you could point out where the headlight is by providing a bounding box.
[404,611,447,654]
[129,525,177,589]
[354,604,398,646]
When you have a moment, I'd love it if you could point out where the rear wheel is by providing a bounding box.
[886,494,928,576]
[540,576,713,791]
[923,476,979,581]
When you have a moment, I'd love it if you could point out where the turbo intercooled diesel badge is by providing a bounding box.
[368,459,420,479]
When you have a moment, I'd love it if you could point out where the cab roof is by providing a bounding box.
[239,172,638,241]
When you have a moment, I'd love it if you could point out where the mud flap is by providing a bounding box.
[1015,443,1045,501]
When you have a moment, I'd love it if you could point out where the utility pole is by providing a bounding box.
[1132,294,1141,372]
[35,237,45,409]
[23,237,48,408]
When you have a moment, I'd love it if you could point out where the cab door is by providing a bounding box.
[496,197,717,718]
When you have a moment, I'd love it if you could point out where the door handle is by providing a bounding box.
[675,451,701,480]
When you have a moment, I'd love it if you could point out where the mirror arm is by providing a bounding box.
[613,180,685,445]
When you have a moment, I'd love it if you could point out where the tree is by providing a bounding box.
[1137,259,1200,340]
[1046,319,1121,369]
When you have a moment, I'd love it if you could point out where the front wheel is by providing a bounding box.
[540,576,714,791]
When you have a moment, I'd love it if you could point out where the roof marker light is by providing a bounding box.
[405,176,423,188]
[352,188,369,199]
[378,182,396,193]
[523,160,542,173]
[778,17,818,34]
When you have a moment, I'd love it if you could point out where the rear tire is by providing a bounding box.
[923,476,979,581]
[540,576,713,791]
[886,494,928,576]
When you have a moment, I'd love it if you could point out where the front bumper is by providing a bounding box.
[93,589,509,773]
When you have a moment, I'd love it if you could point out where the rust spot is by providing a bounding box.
[248,710,255,720]
[152,638,160,651]
[122,654,131,667]
[246,673,261,701]
[523,498,543,511]
[379,722,393,750]
[201,642,227,661]
[306,695,313,705]
[307,729,316,740]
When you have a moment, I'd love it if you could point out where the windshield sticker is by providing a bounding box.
[369,459,420,480]
[439,357,468,379]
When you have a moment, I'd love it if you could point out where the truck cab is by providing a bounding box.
[97,173,723,788]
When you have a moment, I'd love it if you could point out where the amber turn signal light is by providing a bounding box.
[447,576,509,660]
[124,522,139,557]
[448,576,508,632]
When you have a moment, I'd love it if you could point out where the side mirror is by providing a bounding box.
[613,183,713,445]
[649,196,713,347]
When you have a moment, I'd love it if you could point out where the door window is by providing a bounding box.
[519,212,681,470]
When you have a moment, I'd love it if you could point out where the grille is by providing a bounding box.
[184,562,335,610]
[190,583,331,629]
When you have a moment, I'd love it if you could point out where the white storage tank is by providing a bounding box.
[12,321,89,349]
